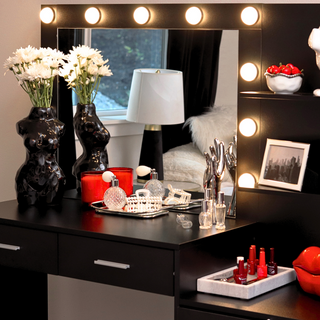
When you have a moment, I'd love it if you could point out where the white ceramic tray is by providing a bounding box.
[197,265,296,300]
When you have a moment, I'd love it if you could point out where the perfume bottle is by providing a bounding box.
[215,191,226,229]
[257,247,268,279]
[103,172,126,210]
[199,199,213,229]
[143,169,165,198]
[204,188,215,225]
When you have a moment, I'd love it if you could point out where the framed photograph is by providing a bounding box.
[258,139,310,191]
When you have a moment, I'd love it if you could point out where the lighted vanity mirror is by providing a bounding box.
[41,4,262,204]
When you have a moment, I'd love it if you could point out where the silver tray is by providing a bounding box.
[91,199,202,219]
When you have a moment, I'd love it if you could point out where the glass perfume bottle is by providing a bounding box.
[143,169,165,198]
[199,199,213,229]
[103,172,126,210]
[215,191,226,229]
[204,187,215,225]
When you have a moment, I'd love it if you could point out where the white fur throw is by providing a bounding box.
[184,105,237,155]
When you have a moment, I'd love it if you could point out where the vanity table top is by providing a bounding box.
[0,195,254,250]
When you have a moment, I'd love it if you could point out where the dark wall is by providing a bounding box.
[237,4,320,266]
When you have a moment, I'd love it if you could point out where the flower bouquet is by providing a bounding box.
[59,45,112,104]
[4,45,64,108]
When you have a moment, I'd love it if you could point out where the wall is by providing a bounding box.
[1,1,318,320]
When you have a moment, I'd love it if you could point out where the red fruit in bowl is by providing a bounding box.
[267,65,277,73]
[291,66,302,75]
[281,66,292,75]
[286,63,295,69]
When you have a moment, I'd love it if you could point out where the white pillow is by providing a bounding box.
[184,105,237,155]
[163,143,205,187]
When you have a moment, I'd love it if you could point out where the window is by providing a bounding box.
[79,29,167,117]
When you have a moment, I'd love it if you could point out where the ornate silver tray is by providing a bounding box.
[90,199,201,219]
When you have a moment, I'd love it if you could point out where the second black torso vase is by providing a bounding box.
[72,103,111,191]
[16,107,66,206]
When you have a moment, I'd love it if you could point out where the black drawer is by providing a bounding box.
[178,308,254,320]
[0,224,58,274]
[59,234,174,295]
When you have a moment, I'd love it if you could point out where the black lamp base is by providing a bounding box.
[138,125,164,182]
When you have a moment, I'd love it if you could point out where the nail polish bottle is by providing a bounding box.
[199,199,213,229]
[267,248,278,275]
[234,258,247,284]
[247,246,256,275]
[257,247,268,279]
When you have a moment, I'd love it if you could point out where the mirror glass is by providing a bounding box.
[59,28,238,196]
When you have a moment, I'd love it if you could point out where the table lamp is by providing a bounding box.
[126,68,185,182]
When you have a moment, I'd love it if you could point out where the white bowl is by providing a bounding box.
[265,72,303,94]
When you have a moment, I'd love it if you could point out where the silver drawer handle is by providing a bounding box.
[0,243,20,251]
[94,259,130,269]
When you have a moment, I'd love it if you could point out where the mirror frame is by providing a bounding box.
[41,3,263,191]
[41,3,263,109]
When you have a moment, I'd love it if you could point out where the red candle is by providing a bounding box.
[81,171,110,204]
[107,167,133,196]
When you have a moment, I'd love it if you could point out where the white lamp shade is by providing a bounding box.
[126,69,185,125]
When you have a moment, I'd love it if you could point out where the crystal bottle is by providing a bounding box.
[103,177,126,210]
[143,170,165,198]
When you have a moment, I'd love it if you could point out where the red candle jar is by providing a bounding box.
[107,167,133,196]
[81,171,110,204]
[81,168,134,205]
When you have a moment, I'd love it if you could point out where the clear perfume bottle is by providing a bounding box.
[199,199,213,229]
[103,177,126,210]
[143,169,165,198]
[204,187,215,225]
[216,191,226,229]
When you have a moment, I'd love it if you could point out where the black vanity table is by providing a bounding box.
[0,193,320,320]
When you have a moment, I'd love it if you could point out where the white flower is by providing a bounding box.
[61,44,112,104]
[98,65,113,77]
[4,45,65,108]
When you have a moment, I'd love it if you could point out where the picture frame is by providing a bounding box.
[258,139,310,191]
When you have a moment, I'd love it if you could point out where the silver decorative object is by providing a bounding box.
[225,135,237,218]
[203,138,226,203]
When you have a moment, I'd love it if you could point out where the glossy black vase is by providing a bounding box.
[72,103,111,191]
[15,107,66,206]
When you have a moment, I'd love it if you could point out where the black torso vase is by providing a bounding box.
[72,103,111,191]
[16,107,66,206]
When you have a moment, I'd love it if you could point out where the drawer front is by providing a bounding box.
[178,308,253,320]
[59,234,174,295]
[0,224,58,274]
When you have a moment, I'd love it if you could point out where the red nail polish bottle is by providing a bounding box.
[247,246,256,275]
[267,248,278,275]
[235,258,247,284]
[257,248,268,279]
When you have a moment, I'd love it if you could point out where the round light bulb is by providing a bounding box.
[40,7,55,24]
[239,118,257,137]
[185,7,202,25]
[133,7,150,25]
[240,63,258,81]
[85,7,101,24]
[241,7,259,26]
[238,173,255,188]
